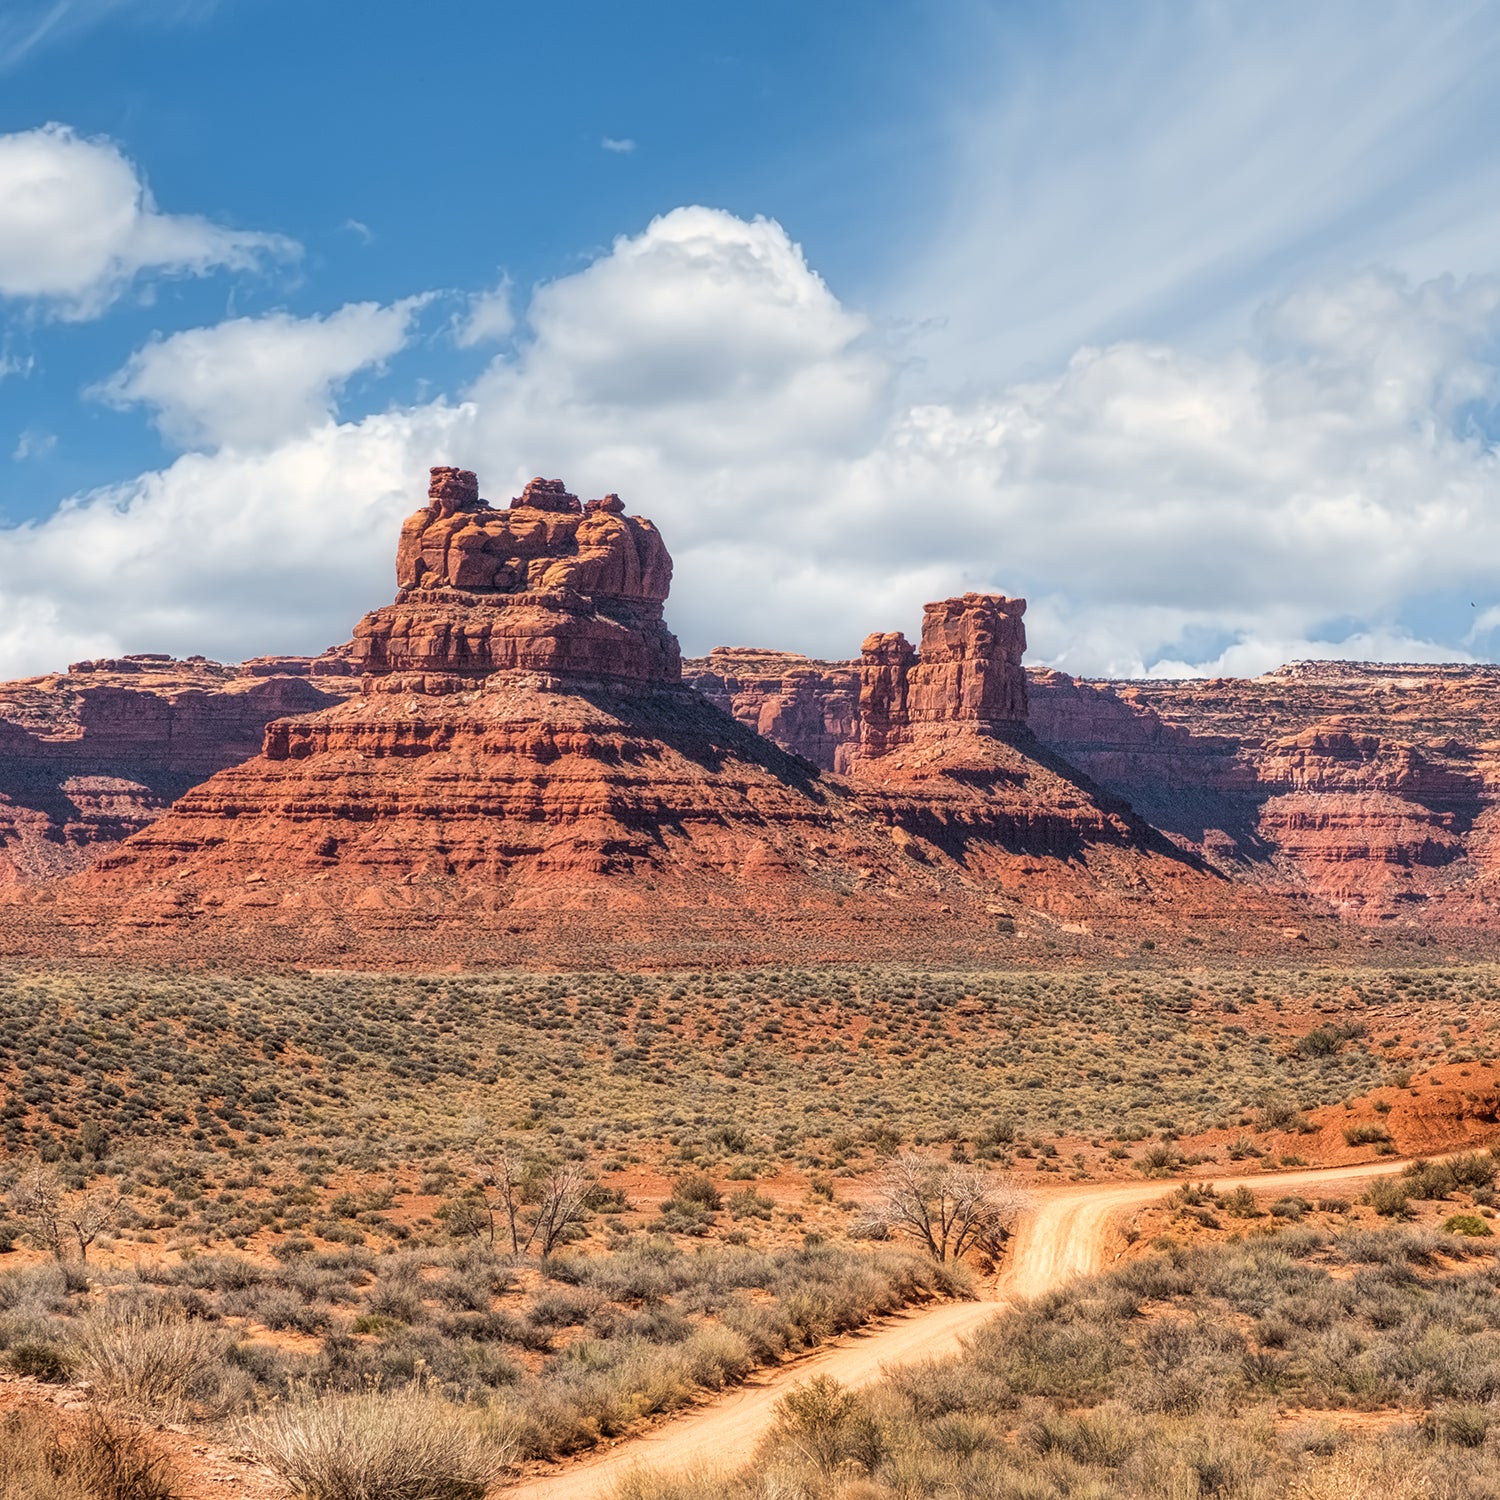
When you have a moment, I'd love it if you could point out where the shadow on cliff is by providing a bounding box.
[906,729,1235,878]
[571,683,830,801]
[0,758,202,837]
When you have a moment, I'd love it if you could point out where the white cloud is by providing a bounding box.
[12,428,56,461]
[0,123,296,318]
[454,278,514,348]
[601,137,636,154]
[3,210,1500,682]
[0,408,469,672]
[892,1,1500,384]
[96,299,426,450]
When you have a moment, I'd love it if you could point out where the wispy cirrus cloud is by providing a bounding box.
[0,0,224,71]
[894,0,1500,386]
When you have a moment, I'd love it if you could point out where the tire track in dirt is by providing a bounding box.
[503,1156,1413,1498]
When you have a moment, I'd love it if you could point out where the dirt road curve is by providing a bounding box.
[503,1157,1410,1499]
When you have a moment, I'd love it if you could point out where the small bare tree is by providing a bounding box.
[10,1160,123,1262]
[528,1161,592,1257]
[862,1153,1029,1262]
[451,1149,593,1257]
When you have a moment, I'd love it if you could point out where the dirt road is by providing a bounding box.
[503,1156,1412,1499]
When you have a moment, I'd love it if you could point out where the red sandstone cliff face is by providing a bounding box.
[0,652,357,883]
[682,650,1500,930]
[685,649,859,773]
[1021,664,1500,924]
[16,470,1296,968]
[361,474,679,689]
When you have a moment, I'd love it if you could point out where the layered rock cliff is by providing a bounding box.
[12,468,1291,967]
[1027,663,1500,924]
[681,648,1500,929]
[0,652,357,883]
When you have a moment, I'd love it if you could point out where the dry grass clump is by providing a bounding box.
[0,1407,178,1500]
[71,1303,242,1422]
[235,1385,510,1500]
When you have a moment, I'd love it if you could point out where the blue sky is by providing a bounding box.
[0,0,948,503]
[3,0,1500,678]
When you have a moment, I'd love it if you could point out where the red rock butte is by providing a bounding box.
[354,470,679,690]
[4,467,1312,968]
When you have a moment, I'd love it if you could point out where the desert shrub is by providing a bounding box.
[1366,1179,1412,1218]
[1222,1185,1262,1218]
[1270,1196,1310,1221]
[771,1375,882,1475]
[1442,1213,1493,1238]
[71,1304,240,1421]
[1343,1122,1392,1146]
[1422,1402,1494,1447]
[726,1188,773,1220]
[669,1173,722,1212]
[1288,1445,1433,1500]
[1401,1159,1459,1199]
[8,1338,74,1381]
[1133,1143,1180,1177]
[236,1386,509,1500]
[1448,1152,1499,1189]
[1256,1098,1308,1132]
[0,1408,179,1500]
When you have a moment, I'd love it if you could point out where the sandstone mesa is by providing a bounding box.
[0,465,1487,966]
[0,467,1309,967]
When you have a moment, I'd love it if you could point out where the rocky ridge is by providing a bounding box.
[6,469,1288,967]
[681,652,1500,927]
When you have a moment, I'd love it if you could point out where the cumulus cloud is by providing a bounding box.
[0,123,295,317]
[0,408,468,672]
[601,137,636,154]
[96,298,427,451]
[2,208,1499,680]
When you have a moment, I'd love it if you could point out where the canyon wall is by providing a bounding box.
[681,651,1500,927]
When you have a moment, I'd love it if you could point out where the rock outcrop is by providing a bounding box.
[0,653,357,883]
[686,649,860,773]
[1026,662,1500,925]
[361,473,679,689]
[854,593,1028,759]
[684,646,1500,932]
[13,470,1294,967]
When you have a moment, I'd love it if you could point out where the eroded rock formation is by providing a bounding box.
[0,653,357,883]
[363,473,678,689]
[1027,663,1500,924]
[14,470,1287,967]
[684,649,859,773]
[684,642,1500,931]
[852,593,1028,760]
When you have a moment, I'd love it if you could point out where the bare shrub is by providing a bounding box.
[236,1386,510,1500]
[449,1151,593,1258]
[1288,1444,1432,1500]
[860,1154,1029,1261]
[72,1304,238,1422]
[0,1407,179,1500]
[771,1374,882,1475]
